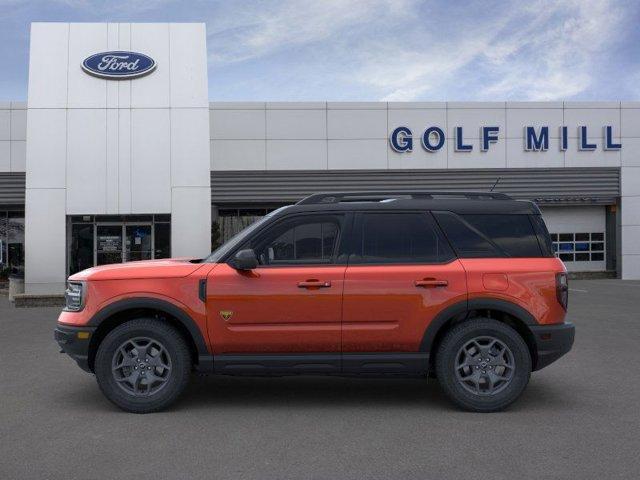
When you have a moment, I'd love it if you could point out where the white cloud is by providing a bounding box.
[362,0,626,101]
[205,0,628,101]
[476,0,624,100]
[207,0,412,64]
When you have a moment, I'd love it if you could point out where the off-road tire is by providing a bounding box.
[95,318,191,413]
[435,318,531,412]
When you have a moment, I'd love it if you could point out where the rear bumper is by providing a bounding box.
[54,324,96,373]
[530,322,575,371]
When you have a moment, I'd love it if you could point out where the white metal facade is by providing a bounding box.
[0,102,26,172]
[23,23,211,294]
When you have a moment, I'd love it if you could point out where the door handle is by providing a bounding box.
[297,280,332,289]
[415,279,448,288]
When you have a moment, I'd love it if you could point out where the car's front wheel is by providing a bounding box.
[94,319,191,413]
[435,318,531,412]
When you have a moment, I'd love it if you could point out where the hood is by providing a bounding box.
[69,258,207,281]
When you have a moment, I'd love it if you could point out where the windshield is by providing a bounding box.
[204,206,291,263]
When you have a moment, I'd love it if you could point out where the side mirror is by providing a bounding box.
[229,249,259,271]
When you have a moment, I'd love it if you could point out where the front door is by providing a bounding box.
[342,212,467,353]
[206,213,348,355]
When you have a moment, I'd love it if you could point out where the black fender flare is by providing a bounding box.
[467,297,537,325]
[419,300,468,353]
[419,297,537,353]
[87,297,210,359]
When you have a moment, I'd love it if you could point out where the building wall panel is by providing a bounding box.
[25,109,67,189]
[27,23,68,108]
[67,23,108,109]
[66,109,107,214]
[131,108,171,213]
[130,23,170,108]
[266,109,326,139]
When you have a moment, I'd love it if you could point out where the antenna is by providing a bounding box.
[490,177,501,192]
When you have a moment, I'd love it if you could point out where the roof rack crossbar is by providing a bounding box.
[296,191,512,205]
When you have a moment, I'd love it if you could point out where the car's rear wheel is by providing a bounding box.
[435,318,531,412]
[95,319,191,413]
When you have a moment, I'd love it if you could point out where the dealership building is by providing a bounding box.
[1,22,639,295]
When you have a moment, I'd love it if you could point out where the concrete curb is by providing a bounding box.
[13,294,65,308]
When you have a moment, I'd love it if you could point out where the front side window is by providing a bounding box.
[352,212,454,264]
[245,215,342,266]
[205,206,291,263]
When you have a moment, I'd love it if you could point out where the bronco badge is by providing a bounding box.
[219,310,233,321]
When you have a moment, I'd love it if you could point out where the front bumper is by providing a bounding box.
[530,322,575,371]
[54,324,97,373]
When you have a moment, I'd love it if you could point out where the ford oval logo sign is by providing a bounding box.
[82,51,156,80]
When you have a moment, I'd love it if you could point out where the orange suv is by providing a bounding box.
[55,191,574,413]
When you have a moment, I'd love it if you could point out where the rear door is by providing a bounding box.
[342,211,467,355]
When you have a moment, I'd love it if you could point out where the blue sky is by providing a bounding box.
[1,0,639,101]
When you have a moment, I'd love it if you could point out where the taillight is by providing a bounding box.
[556,272,568,310]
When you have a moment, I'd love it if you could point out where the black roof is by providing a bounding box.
[275,191,541,215]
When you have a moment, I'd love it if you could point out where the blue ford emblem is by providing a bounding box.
[82,51,156,79]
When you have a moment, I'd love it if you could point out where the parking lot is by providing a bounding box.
[1,279,639,480]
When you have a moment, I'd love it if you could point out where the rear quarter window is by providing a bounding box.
[433,212,545,258]
[461,214,542,257]
[529,214,555,257]
[432,211,500,258]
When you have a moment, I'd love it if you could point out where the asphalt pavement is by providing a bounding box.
[1,279,639,480]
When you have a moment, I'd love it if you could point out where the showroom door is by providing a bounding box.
[125,225,152,261]
[95,223,152,265]
[95,224,123,266]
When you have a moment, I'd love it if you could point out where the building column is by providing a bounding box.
[621,166,640,279]
[25,188,66,294]
[168,104,211,259]
[171,187,211,258]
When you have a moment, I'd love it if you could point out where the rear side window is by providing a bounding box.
[462,214,542,257]
[434,212,544,258]
[529,214,555,257]
[352,212,454,264]
[432,212,500,258]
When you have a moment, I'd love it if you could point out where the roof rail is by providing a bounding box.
[296,191,512,205]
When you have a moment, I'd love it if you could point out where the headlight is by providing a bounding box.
[64,281,85,312]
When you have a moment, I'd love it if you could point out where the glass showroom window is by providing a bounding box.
[212,206,283,249]
[0,211,25,277]
[550,232,605,262]
[68,215,171,275]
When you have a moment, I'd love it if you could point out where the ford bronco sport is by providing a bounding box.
[55,191,574,413]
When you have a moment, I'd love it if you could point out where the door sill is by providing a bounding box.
[196,352,429,376]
